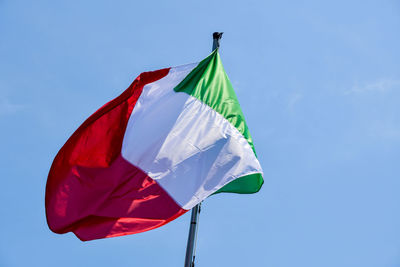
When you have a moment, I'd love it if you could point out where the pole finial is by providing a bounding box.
[212,32,223,50]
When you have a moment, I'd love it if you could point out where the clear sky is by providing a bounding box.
[1,0,400,266]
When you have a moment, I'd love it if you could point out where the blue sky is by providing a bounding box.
[1,0,400,266]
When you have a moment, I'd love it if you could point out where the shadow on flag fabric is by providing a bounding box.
[45,50,264,241]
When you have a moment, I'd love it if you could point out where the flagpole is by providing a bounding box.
[184,32,223,267]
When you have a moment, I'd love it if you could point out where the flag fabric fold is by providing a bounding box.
[46,50,263,241]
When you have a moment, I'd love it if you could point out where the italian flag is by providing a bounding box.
[45,50,263,241]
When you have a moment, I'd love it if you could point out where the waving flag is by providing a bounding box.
[46,50,263,241]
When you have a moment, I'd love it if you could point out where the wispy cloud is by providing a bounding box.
[345,79,400,95]
[287,92,303,110]
[232,80,241,92]
[368,121,400,141]
[0,97,24,115]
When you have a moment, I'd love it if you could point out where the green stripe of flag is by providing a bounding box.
[214,173,264,194]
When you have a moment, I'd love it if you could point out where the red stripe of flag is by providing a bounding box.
[46,68,187,241]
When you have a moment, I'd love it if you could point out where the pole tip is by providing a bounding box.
[212,32,223,50]
[213,32,223,40]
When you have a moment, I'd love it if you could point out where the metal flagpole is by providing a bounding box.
[184,203,201,267]
[184,32,223,267]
